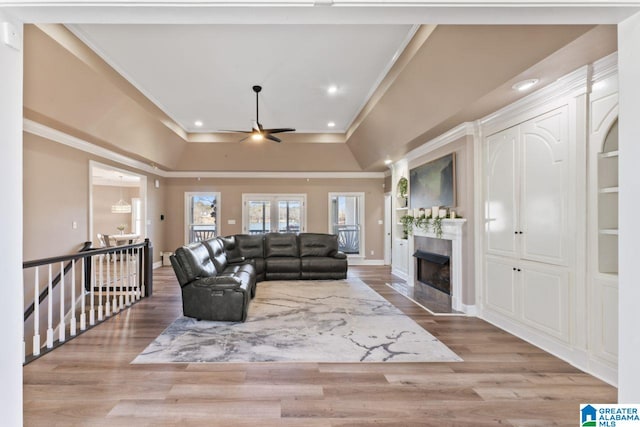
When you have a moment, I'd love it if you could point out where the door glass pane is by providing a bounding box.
[248,201,271,234]
[278,200,301,233]
[188,194,217,242]
[331,195,361,254]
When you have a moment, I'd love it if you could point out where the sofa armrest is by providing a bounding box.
[193,275,243,290]
[228,256,246,264]
[333,251,347,259]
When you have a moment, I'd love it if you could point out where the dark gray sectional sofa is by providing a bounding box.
[170,233,348,321]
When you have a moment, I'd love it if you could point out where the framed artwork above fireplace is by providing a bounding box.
[409,153,456,209]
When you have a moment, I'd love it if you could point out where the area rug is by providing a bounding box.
[132,278,461,363]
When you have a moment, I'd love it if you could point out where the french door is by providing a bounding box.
[185,192,220,244]
[242,194,306,234]
[329,192,364,256]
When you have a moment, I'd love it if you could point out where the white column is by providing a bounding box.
[0,11,23,426]
[618,11,640,403]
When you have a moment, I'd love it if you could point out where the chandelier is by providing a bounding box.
[111,176,132,214]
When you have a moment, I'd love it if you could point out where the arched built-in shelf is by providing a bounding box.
[598,119,618,275]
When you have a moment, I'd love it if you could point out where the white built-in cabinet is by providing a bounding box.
[484,105,573,345]
[391,161,410,280]
[485,106,570,267]
[481,55,620,385]
[587,71,619,377]
[392,238,409,278]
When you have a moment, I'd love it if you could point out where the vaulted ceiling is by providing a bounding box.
[23,23,617,172]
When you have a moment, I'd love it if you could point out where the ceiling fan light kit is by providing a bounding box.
[221,85,296,143]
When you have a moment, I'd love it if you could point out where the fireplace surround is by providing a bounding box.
[408,219,466,313]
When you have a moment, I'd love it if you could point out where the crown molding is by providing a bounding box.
[591,52,618,83]
[479,65,589,130]
[405,122,476,162]
[24,118,163,176]
[24,119,385,179]
[168,171,385,179]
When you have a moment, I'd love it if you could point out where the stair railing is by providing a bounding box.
[22,239,153,364]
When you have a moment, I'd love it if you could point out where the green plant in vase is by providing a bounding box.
[399,215,414,239]
[397,177,408,207]
[116,224,127,235]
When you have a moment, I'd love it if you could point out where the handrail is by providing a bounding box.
[23,241,93,322]
[22,238,154,364]
[23,241,147,269]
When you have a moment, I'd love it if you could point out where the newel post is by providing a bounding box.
[143,238,153,297]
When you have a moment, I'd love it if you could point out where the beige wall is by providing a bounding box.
[408,135,475,304]
[23,132,166,262]
[163,177,386,260]
[93,185,139,243]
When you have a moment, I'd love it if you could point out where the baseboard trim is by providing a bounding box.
[480,308,617,386]
[461,303,478,316]
[348,259,385,266]
[390,268,408,281]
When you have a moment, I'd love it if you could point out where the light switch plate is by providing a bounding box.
[378,220,384,225]
[2,22,20,51]
[228,219,236,225]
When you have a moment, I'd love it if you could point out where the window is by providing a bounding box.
[329,193,365,256]
[243,194,306,234]
[185,192,220,244]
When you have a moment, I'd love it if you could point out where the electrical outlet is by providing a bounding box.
[370,250,374,255]
[72,221,77,229]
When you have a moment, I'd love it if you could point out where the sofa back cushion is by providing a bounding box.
[203,238,228,272]
[235,234,265,259]
[299,233,339,257]
[218,235,239,259]
[264,233,299,258]
[174,242,217,283]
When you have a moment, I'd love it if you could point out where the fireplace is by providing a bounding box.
[408,219,466,313]
[412,235,454,312]
[413,250,451,295]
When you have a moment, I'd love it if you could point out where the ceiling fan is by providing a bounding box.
[222,85,295,143]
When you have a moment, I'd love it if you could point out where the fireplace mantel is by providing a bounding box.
[410,219,467,313]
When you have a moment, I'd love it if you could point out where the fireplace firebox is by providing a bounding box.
[413,250,451,295]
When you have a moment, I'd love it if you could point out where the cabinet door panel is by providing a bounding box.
[485,128,519,258]
[485,257,517,316]
[520,107,570,266]
[393,239,408,275]
[521,264,570,341]
[591,280,618,363]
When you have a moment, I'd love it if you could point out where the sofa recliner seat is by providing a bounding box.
[170,241,254,322]
[170,232,348,322]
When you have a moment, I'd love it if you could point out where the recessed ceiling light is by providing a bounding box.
[194,120,203,127]
[384,159,393,165]
[327,85,338,95]
[327,122,336,128]
[512,79,539,92]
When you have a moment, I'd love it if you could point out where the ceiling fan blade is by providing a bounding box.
[265,134,282,143]
[220,130,251,134]
[262,128,296,134]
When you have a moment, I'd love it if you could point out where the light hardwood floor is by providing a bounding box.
[23,266,616,426]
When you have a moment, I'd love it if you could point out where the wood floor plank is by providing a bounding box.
[23,265,616,425]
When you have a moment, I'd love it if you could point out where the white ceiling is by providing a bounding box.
[67,24,415,134]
